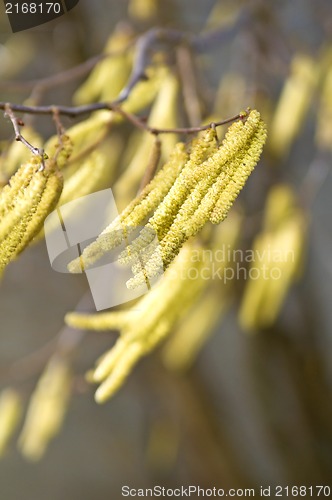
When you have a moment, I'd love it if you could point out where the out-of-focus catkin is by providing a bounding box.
[18,357,71,461]
[269,54,318,158]
[66,245,208,403]
[0,389,22,457]
[239,184,306,332]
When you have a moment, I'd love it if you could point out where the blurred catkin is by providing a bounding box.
[0,389,22,457]
[18,357,71,461]
[66,244,208,403]
[73,26,133,105]
[239,184,306,331]
[269,54,318,158]
[114,70,180,207]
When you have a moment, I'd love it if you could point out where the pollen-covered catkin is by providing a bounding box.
[18,356,71,461]
[0,127,42,185]
[0,156,63,272]
[66,245,208,403]
[117,128,219,268]
[125,110,266,287]
[67,109,266,289]
[239,184,306,331]
[67,143,188,273]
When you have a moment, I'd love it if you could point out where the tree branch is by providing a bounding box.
[3,104,46,169]
[114,10,249,104]
[1,101,248,137]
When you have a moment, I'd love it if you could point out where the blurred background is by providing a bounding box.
[0,0,332,498]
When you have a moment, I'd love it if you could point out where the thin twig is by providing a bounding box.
[0,14,249,146]
[115,28,188,103]
[3,104,46,169]
[1,101,247,136]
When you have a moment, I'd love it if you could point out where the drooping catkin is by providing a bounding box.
[269,54,318,158]
[239,184,306,332]
[18,356,71,461]
[0,156,63,272]
[114,71,180,206]
[67,109,266,290]
[125,110,267,287]
[67,143,189,273]
[73,27,132,105]
[0,389,22,457]
[66,244,208,403]
[0,127,42,185]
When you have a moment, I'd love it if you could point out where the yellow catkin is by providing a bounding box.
[44,65,168,170]
[262,184,297,231]
[0,156,42,217]
[121,65,170,117]
[128,0,159,21]
[0,389,22,457]
[69,110,266,288]
[66,245,208,403]
[138,127,219,239]
[67,143,189,273]
[269,54,318,157]
[18,357,71,461]
[316,64,332,151]
[114,71,180,207]
[165,118,265,235]
[117,127,219,274]
[256,217,304,326]
[162,210,242,370]
[34,136,109,243]
[124,110,267,287]
[162,289,225,371]
[44,115,112,169]
[0,156,63,272]
[94,272,206,402]
[46,135,73,170]
[239,184,306,332]
[65,310,129,331]
[73,27,132,105]
[213,72,247,120]
[59,141,121,207]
